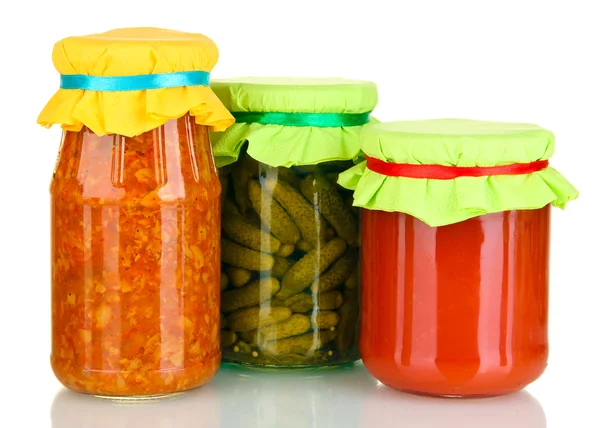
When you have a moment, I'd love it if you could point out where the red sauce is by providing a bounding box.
[361,206,550,397]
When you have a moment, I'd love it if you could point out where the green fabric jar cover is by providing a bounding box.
[210,77,378,167]
[339,119,579,227]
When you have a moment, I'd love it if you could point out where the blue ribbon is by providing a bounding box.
[60,70,211,92]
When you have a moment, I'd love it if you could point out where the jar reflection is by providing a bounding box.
[213,363,374,427]
[51,385,219,428]
[361,384,546,428]
[52,363,546,428]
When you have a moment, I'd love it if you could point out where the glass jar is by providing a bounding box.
[39,28,234,397]
[339,119,578,397]
[219,156,360,366]
[211,77,378,367]
[362,207,550,397]
[50,117,221,396]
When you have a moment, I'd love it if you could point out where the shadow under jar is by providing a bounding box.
[219,156,361,367]
[50,116,222,397]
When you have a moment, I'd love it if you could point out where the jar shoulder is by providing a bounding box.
[51,118,219,204]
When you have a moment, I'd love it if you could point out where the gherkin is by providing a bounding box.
[223,214,282,253]
[264,330,337,355]
[299,174,358,244]
[222,238,274,271]
[334,288,360,352]
[280,238,347,297]
[221,277,280,313]
[220,330,238,347]
[241,314,311,344]
[247,179,300,245]
[311,311,340,330]
[262,178,326,246]
[226,306,292,332]
[310,249,358,293]
[225,266,253,288]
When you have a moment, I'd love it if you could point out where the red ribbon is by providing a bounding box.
[365,156,549,180]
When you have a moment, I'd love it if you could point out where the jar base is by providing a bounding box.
[222,358,361,372]
[88,391,185,402]
[384,384,523,399]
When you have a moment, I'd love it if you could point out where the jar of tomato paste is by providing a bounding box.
[339,119,578,397]
[38,28,234,397]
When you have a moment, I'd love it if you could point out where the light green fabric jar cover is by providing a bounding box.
[210,77,378,167]
[338,119,579,227]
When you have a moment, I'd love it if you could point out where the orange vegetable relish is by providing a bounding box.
[50,115,221,396]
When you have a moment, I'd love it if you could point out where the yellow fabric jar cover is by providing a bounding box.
[37,28,234,137]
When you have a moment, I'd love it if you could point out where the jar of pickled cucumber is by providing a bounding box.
[38,28,234,397]
[211,78,378,367]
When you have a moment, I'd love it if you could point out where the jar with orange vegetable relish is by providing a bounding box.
[38,28,234,397]
[339,119,579,397]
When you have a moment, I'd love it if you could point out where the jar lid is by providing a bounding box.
[37,27,234,137]
[210,77,378,168]
[339,119,578,226]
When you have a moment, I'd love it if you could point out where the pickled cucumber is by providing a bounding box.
[310,249,358,293]
[335,288,360,352]
[223,214,282,253]
[225,266,253,288]
[221,277,280,313]
[264,330,337,355]
[233,340,253,354]
[220,313,227,329]
[280,238,347,297]
[262,178,326,246]
[227,306,292,332]
[242,314,311,344]
[282,290,343,312]
[222,238,275,271]
[248,179,300,245]
[271,256,293,278]
[295,240,314,253]
[300,174,358,244]
[220,273,229,291]
[283,293,314,313]
[311,311,340,330]
[275,244,295,257]
[317,291,344,310]
[231,155,258,214]
[344,266,359,289]
[220,330,238,347]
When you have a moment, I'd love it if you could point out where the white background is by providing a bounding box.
[0,1,598,427]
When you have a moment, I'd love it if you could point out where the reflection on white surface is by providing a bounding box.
[51,363,546,428]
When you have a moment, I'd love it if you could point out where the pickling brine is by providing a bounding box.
[51,116,221,396]
[219,156,361,366]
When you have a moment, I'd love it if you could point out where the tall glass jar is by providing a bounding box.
[50,117,221,396]
[38,28,234,397]
[211,77,378,367]
[339,119,579,397]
